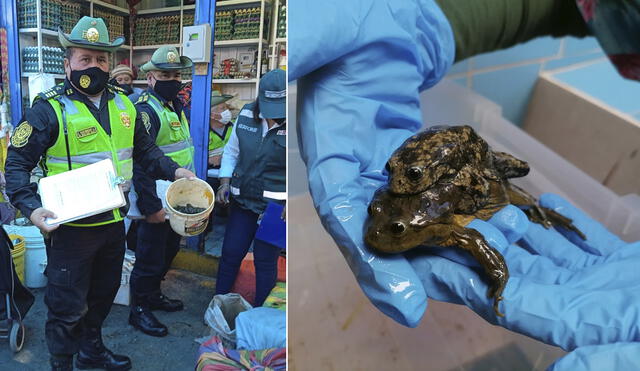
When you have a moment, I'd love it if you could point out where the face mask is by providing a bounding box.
[274,117,286,125]
[70,66,109,95]
[219,109,232,124]
[153,78,182,101]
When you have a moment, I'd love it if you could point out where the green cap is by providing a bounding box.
[140,46,193,73]
[58,16,124,52]
[211,90,234,106]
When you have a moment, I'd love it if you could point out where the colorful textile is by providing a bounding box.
[262,282,286,312]
[575,0,640,81]
[196,336,286,371]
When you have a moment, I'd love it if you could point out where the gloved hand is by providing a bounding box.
[290,0,455,327]
[406,194,640,369]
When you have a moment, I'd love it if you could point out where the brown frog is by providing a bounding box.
[364,184,509,316]
[384,125,585,238]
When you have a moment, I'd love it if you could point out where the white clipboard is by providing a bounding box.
[39,159,127,226]
[126,180,172,220]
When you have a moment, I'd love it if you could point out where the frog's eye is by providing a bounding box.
[389,221,406,235]
[406,166,423,182]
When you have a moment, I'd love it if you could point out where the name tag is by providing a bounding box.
[276,129,286,136]
[238,123,258,132]
[76,127,97,139]
[170,121,182,128]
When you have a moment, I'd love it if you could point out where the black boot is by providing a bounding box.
[50,355,73,371]
[76,328,132,370]
[129,297,168,337]
[147,292,184,312]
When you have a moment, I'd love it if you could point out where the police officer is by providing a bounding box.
[5,17,195,371]
[128,46,194,337]
[215,69,286,306]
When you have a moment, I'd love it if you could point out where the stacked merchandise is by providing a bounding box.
[213,58,248,80]
[214,10,234,41]
[94,9,125,42]
[22,47,65,74]
[18,0,82,33]
[233,7,261,40]
[134,15,182,46]
[183,13,195,27]
[277,3,286,38]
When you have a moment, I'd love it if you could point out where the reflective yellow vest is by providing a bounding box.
[44,89,136,227]
[140,93,194,171]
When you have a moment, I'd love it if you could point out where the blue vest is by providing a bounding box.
[230,103,286,214]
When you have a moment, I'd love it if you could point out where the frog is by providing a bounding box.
[364,183,509,317]
[384,125,585,239]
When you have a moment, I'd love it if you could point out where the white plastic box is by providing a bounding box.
[288,80,640,370]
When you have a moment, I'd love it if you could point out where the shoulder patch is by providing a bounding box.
[11,122,33,148]
[108,83,126,94]
[36,83,65,102]
[141,111,151,133]
[135,93,149,105]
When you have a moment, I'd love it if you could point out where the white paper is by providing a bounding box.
[126,180,172,220]
[39,159,126,225]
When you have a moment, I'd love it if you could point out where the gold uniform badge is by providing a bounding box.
[11,122,33,148]
[120,112,131,128]
[83,27,100,43]
[79,75,91,88]
[167,51,178,63]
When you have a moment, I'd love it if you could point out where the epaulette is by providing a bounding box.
[35,83,66,102]
[135,92,150,105]
[107,83,126,94]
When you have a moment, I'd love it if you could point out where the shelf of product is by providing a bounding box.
[22,47,65,74]
[18,0,85,33]
[93,8,125,42]
[214,6,269,41]
[276,1,285,39]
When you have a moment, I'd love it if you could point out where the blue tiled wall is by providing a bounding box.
[445,36,606,125]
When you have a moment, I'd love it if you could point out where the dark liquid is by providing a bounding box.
[175,203,206,214]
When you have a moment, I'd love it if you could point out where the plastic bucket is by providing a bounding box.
[9,234,25,283]
[165,178,215,236]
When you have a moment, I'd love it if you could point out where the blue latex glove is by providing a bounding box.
[290,0,455,327]
[406,194,640,369]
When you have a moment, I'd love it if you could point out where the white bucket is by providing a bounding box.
[5,220,48,288]
[165,178,215,236]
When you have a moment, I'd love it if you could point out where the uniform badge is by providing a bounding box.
[141,112,151,134]
[167,51,178,63]
[170,121,182,128]
[79,75,91,89]
[120,112,131,128]
[11,122,33,148]
[83,27,100,43]
[76,127,98,139]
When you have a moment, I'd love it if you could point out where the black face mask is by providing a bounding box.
[70,66,110,95]
[274,118,286,125]
[153,79,182,101]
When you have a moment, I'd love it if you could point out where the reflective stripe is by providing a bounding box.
[113,93,126,110]
[230,186,240,196]
[263,190,286,200]
[58,95,79,115]
[118,147,133,161]
[47,151,111,164]
[158,140,192,154]
[240,109,253,118]
[265,89,286,99]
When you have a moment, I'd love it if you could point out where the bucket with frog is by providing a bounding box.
[165,178,215,236]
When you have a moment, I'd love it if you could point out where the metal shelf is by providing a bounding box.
[137,6,182,15]
[216,0,263,7]
[133,44,181,50]
[212,78,258,84]
[214,39,266,47]
[22,73,65,79]
[19,28,58,37]
[90,0,129,14]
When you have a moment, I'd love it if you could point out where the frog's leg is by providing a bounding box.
[506,184,586,240]
[492,151,530,179]
[444,224,509,317]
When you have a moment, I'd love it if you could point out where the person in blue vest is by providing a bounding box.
[128,46,195,337]
[4,17,195,371]
[215,69,286,306]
